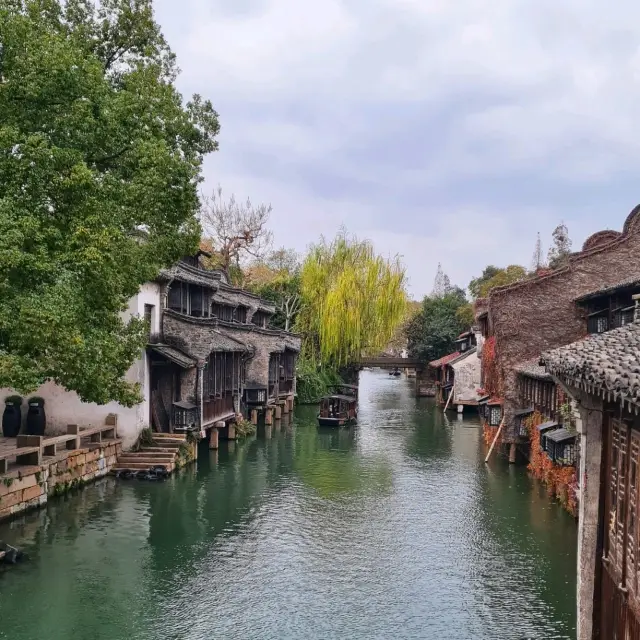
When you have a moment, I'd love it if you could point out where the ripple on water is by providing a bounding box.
[0,372,576,640]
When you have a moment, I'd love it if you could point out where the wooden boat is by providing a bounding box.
[317,384,358,427]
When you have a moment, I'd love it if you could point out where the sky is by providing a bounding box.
[153,0,640,299]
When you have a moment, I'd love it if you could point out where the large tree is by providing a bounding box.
[468,265,527,299]
[406,288,470,363]
[199,186,273,276]
[0,0,219,404]
[246,248,302,332]
[296,233,407,368]
[547,222,572,269]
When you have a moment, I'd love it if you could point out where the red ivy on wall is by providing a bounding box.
[526,411,578,518]
[482,336,501,397]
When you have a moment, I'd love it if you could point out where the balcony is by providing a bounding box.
[203,394,235,425]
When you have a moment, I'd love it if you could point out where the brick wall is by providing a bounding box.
[487,210,640,440]
[0,442,121,523]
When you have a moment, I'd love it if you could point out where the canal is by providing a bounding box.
[0,371,576,639]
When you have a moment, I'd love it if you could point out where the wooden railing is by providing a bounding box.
[203,394,235,424]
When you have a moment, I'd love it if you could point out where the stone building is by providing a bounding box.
[428,330,483,411]
[0,252,301,449]
[541,283,640,640]
[475,205,640,462]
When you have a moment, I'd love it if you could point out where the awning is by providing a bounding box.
[546,428,577,443]
[149,344,196,369]
[514,407,535,417]
[537,420,558,432]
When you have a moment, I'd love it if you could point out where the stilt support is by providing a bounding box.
[275,405,282,420]
[509,443,517,464]
[209,426,219,450]
[250,410,258,425]
[265,408,273,425]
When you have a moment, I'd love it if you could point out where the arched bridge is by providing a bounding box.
[359,356,422,369]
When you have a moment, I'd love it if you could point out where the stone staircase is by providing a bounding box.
[112,433,187,476]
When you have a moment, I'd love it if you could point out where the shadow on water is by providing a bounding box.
[0,370,576,640]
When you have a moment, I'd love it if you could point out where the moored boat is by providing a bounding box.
[317,384,358,427]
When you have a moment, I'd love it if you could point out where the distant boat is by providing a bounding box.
[389,368,401,377]
[317,384,358,427]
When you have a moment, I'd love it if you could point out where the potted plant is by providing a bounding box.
[2,395,23,438]
[26,396,46,436]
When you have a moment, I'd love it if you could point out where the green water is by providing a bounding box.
[0,371,576,639]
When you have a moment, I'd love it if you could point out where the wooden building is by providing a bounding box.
[475,206,640,462]
[543,289,640,640]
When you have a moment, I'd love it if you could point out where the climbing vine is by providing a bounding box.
[481,337,501,397]
[525,411,578,517]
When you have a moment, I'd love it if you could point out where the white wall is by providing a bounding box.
[0,283,162,450]
[451,350,482,403]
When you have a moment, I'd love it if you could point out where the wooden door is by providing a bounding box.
[600,417,640,638]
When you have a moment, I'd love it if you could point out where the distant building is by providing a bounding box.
[0,252,300,448]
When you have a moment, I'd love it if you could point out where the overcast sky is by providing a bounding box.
[154,0,640,299]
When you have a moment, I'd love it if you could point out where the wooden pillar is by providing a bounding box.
[288,397,294,412]
[265,408,273,425]
[283,399,290,414]
[209,427,219,450]
[275,405,282,420]
[508,443,517,464]
[227,424,236,440]
[250,409,258,425]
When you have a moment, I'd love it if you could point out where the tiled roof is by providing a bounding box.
[513,357,553,381]
[148,344,196,368]
[575,275,640,302]
[542,322,640,405]
[429,351,461,368]
[449,348,477,367]
[210,329,252,352]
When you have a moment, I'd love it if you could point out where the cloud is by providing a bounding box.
[154,0,640,298]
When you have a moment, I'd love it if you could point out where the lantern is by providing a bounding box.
[536,420,558,453]
[244,384,268,406]
[172,400,198,431]
[513,407,534,438]
[546,428,578,466]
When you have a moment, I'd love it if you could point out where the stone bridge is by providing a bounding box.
[359,356,423,369]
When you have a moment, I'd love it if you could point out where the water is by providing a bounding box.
[0,371,576,639]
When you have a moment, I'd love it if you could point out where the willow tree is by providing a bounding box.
[297,233,407,368]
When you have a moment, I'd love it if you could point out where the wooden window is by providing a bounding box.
[144,304,154,335]
[168,282,188,313]
[235,306,247,323]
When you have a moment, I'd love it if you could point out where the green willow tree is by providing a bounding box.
[297,233,407,368]
[0,0,219,404]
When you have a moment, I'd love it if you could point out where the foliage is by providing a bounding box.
[526,411,578,517]
[235,418,256,439]
[245,248,302,331]
[469,265,527,300]
[199,186,273,276]
[406,287,469,363]
[0,0,219,405]
[455,303,475,328]
[531,232,546,272]
[385,299,422,355]
[547,223,572,269]
[297,232,407,368]
[481,336,500,397]
[296,356,343,404]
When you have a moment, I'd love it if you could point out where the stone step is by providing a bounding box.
[146,442,183,449]
[139,446,183,454]
[112,462,173,471]
[153,433,186,441]
[121,451,177,459]
[119,455,175,464]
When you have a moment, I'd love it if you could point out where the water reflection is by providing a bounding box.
[0,371,576,640]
